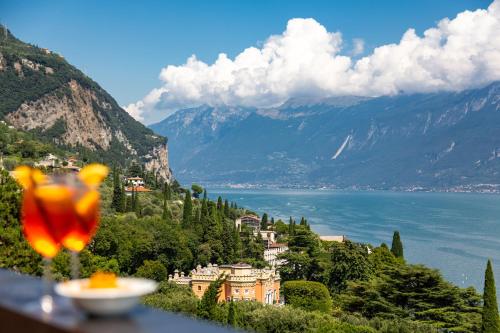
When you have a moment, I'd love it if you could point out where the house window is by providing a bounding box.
[244,289,249,294]
[234,288,239,294]
[197,286,202,291]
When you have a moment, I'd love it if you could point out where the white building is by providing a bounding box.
[126,177,145,187]
[319,235,347,242]
[35,154,58,168]
[264,242,289,267]
[235,215,260,232]
[257,230,277,247]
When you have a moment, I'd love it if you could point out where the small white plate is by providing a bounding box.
[55,278,158,316]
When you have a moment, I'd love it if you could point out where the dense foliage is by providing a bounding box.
[283,280,333,313]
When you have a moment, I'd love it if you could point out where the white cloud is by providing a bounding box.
[127,1,500,124]
[352,38,365,56]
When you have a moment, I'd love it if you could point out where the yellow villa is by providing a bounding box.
[169,263,281,304]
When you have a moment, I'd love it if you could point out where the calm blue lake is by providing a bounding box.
[208,188,500,292]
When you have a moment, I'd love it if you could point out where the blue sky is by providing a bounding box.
[1,0,489,109]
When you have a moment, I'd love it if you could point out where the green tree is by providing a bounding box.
[224,199,230,217]
[283,280,333,313]
[128,163,142,177]
[482,260,500,333]
[132,189,141,216]
[163,181,172,201]
[111,166,125,212]
[143,281,199,315]
[228,300,237,326]
[161,199,171,221]
[261,213,268,230]
[182,190,193,227]
[328,241,373,293]
[135,260,168,282]
[197,276,225,320]
[391,231,404,259]
[217,196,223,211]
[191,184,203,199]
[0,169,41,275]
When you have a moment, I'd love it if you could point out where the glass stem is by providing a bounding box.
[41,257,53,314]
[70,251,80,279]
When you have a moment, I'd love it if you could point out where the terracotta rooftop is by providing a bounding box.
[125,186,152,192]
[268,242,288,248]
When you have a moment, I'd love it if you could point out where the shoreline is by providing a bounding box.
[203,183,500,195]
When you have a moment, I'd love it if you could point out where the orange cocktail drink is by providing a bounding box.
[14,164,108,313]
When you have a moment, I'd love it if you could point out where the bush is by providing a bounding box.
[234,302,373,333]
[135,260,167,282]
[283,280,333,313]
[142,281,198,315]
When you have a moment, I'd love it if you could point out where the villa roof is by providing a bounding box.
[240,215,260,221]
[232,262,252,268]
[268,242,288,249]
[125,186,152,192]
[126,177,144,180]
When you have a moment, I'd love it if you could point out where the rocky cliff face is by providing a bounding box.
[144,144,173,183]
[0,26,172,182]
[6,80,116,150]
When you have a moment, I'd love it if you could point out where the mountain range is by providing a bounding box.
[0,26,172,181]
[150,82,500,191]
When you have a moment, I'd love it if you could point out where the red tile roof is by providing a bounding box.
[125,186,152,192]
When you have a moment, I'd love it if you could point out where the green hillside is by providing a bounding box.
[0,25,165,167]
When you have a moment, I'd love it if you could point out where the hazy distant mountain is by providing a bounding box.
[0,26,172,180]
[150,82,500,190]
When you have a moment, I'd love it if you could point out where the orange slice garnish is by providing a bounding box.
[34,184,72,203]
[78,164,109,188]
[12,166,33,189]
[87,272,118,289]
[75,190,99,218]
[13,166,46,189]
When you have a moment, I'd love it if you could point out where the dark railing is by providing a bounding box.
[0,269,236,333]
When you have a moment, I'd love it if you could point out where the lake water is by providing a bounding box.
[208,188,500,292]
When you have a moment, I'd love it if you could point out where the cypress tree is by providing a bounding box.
[300,217,306,226]
[182,190,193,228]
[261,213,268,230]
[217,196,223,211]
[482,260,500,333]
[132,189,140,216]
[391,231,404,259]
[233,227,242,260]
[161,198,171,221]
[197,276,225,320]
[224,199,230,217]
[203,189,207,200]
[163,181,171,201]
[271,217,275,225]
[111,166,125,212]
[227,300,236,326]
[125,192,132,212]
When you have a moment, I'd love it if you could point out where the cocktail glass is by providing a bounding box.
[62,164,108,279]
[13,164,108,313]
